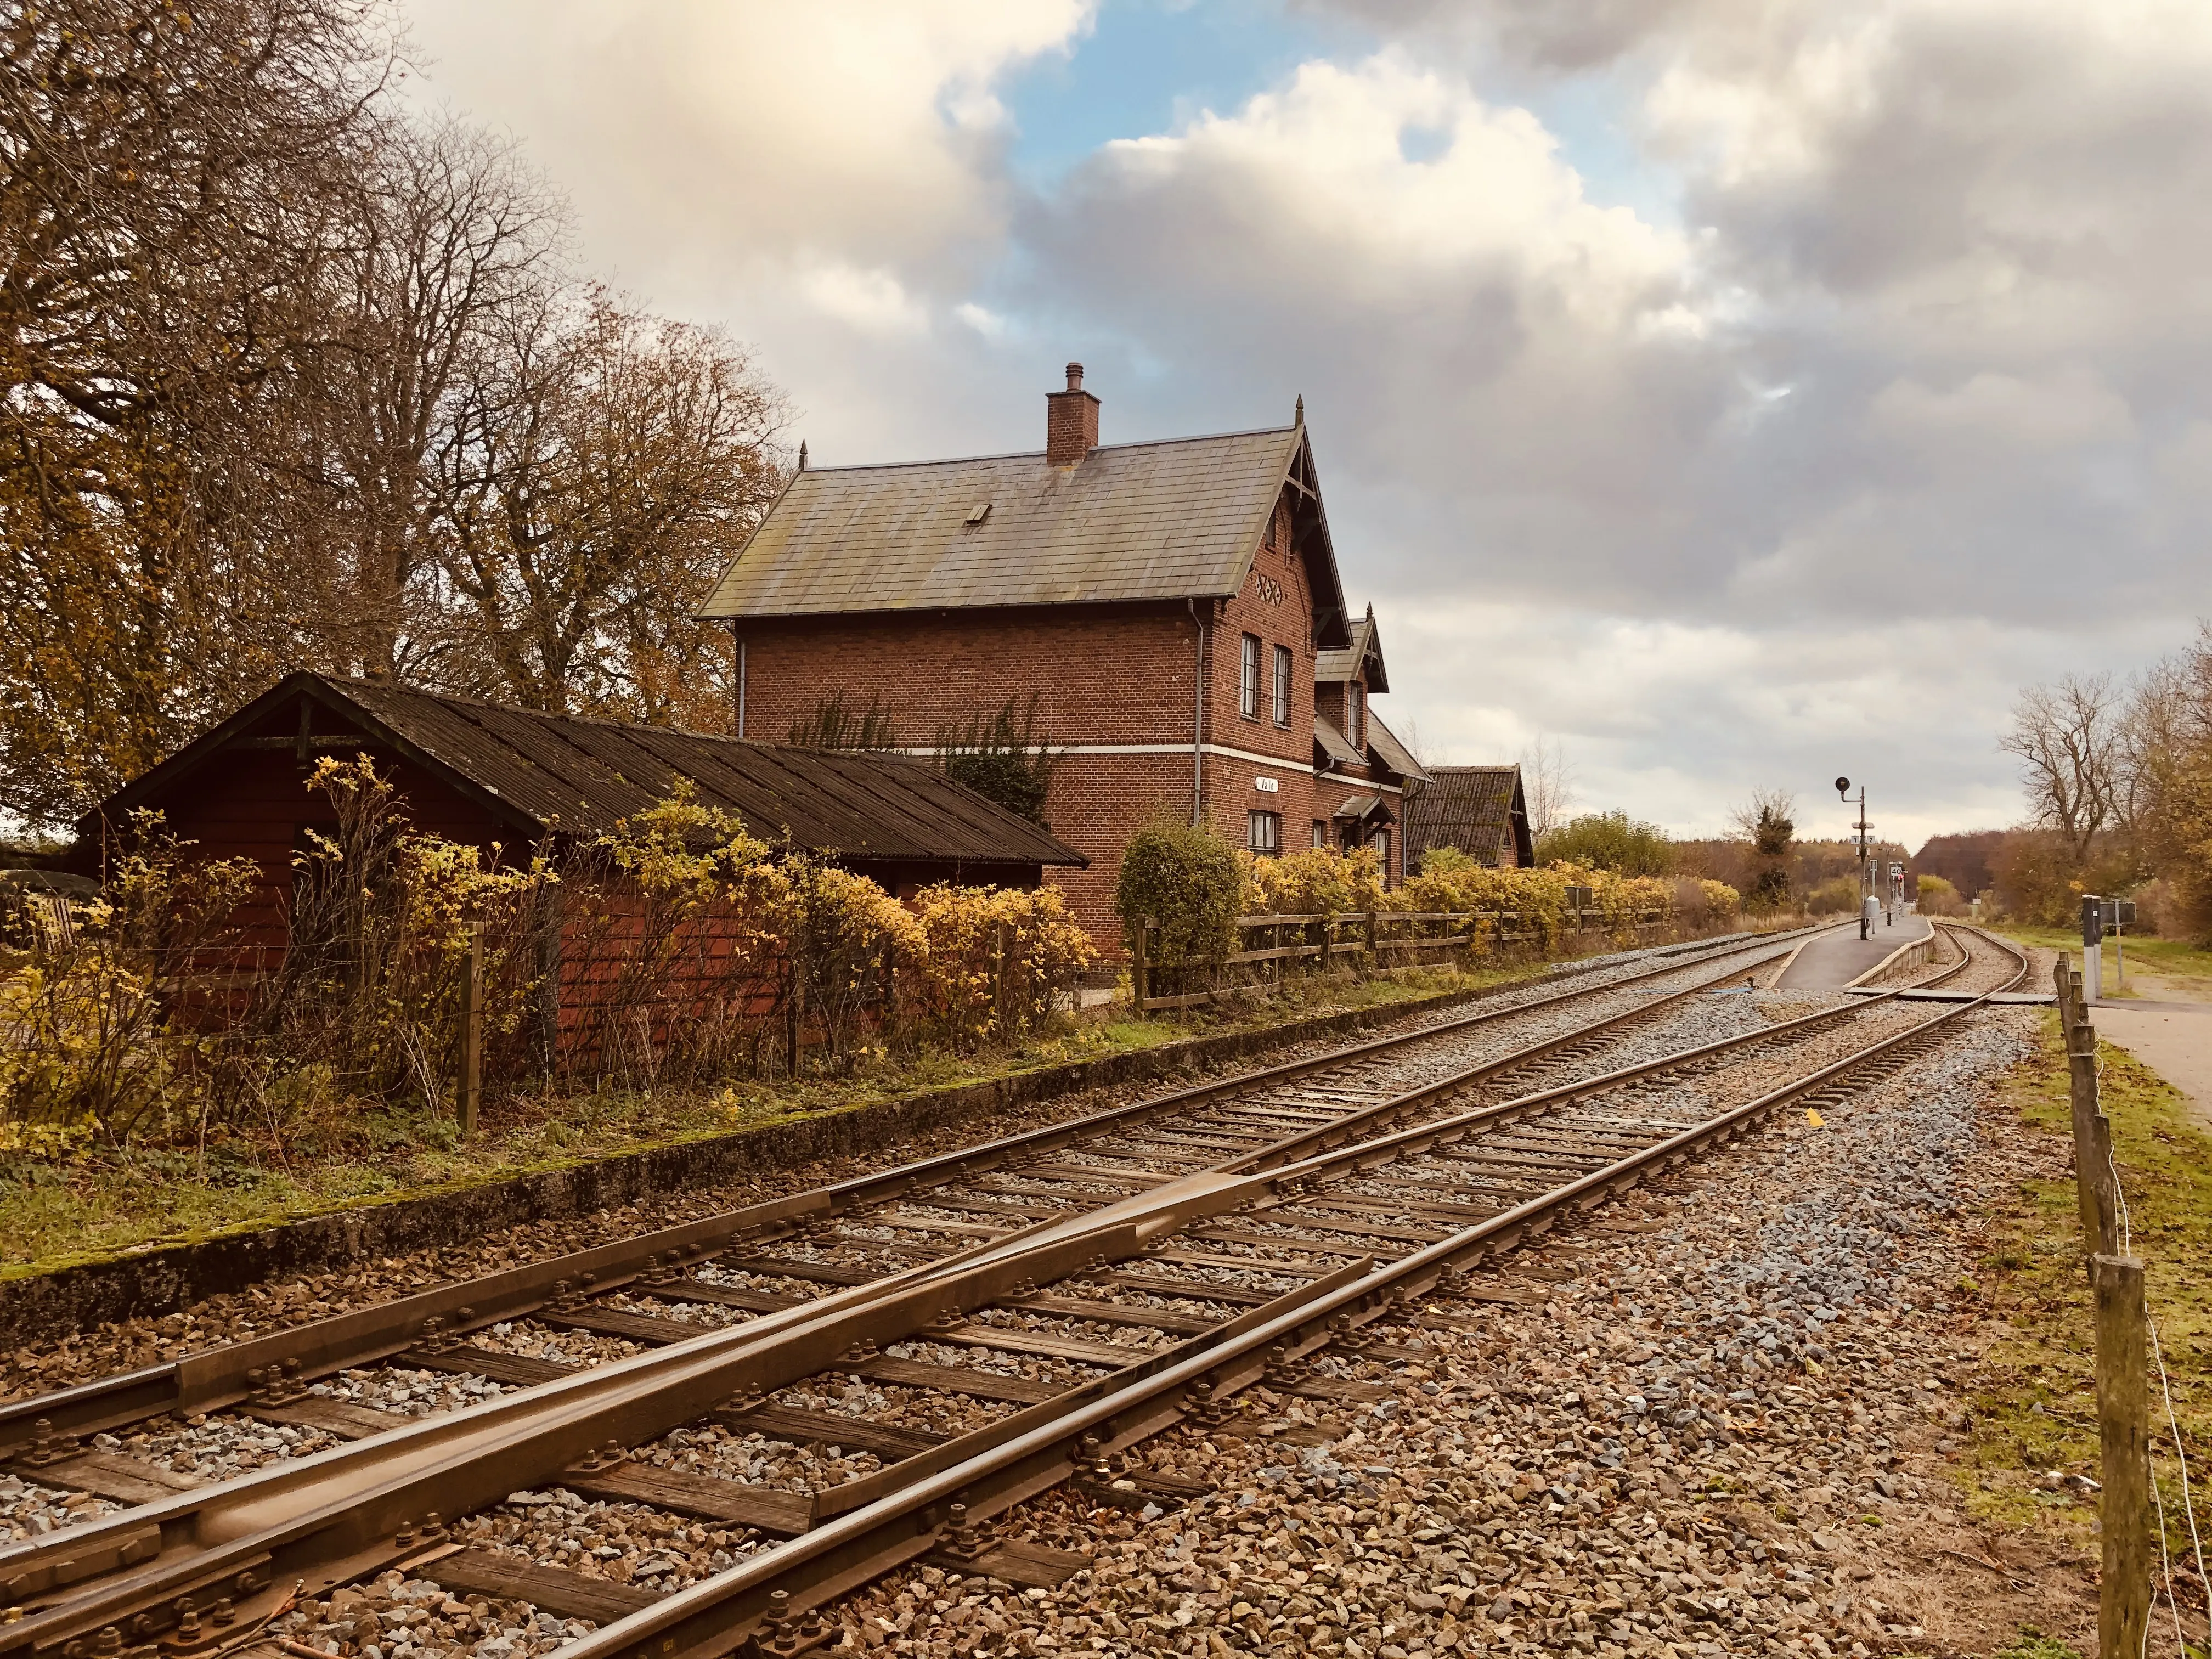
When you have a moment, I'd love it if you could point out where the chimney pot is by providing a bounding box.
[1046,361,1101,466]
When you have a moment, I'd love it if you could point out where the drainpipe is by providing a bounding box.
[1188,599,1206,827]
[733,628,748,738]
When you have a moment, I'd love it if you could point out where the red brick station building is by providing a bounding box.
[701,365,1431,947]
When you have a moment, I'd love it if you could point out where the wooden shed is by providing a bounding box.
[1402,765,1536,872]
[82,672,1085,953]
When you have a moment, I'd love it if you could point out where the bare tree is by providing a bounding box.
[1518,734,1576,840]
[1728,788,1796,855]
[424,291,787,724]
[292,114,565,680]
[0,0,392,825]
[2000,673,2124,863]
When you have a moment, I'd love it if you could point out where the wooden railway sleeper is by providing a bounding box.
[554,998,1943,1658]
[7,931,1909,1650]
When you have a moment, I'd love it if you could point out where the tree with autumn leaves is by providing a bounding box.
[0,1,788,832]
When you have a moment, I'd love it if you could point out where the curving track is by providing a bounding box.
[0,924,2029,1659]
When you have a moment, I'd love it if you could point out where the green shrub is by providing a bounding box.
[1114,815,1241,969]
[936,695,1059,826]
[1917,873,1963,916]
[1536,811,1674,876]
[1804,876,1861,915]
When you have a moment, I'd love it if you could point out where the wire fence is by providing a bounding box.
[2059,955,2204,1658]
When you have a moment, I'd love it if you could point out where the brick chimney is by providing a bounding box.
[1046,362,1099,467]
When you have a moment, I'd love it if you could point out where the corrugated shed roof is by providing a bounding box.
[1365,714,1429,783]
[699,427,1305,618]
[1404,765,1533,870]
[94,674,1084,868]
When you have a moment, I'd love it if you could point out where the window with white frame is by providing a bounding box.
[1311,819,1327,849]
[1347,682,1364,749]
[1240,633,1261,720]
[1373,829,1391,886]
[1272,644,1292,726]
[1248,810,1281,855]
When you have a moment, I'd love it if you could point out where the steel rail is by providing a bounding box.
[0,925,1961,1653]
[0,925,1826,1453]
[552,927,2033,1659]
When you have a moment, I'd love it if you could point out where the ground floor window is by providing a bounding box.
[1373,829,1391,886]
[1311,819,1327,849]
[1248,810,1282,855]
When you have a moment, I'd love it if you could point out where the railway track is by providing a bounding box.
[0,922,2028,1659]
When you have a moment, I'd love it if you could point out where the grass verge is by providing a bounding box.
[0,959,1561,1280]
[1991,923,2212,1000]
[1962,1009,2212,1575]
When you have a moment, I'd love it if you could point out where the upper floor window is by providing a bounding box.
[1239,633,1261,720]
[1272,644,1292,727]
[1248,810,1282,856]
[1347,682,1365,749]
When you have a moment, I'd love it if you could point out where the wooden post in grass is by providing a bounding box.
[2063,958,2121,1260]
[1131,917,1151,1009]
[457,922,484,1138]
[2092,1252,2151,1659]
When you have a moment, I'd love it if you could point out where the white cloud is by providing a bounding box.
[795,261,932,338]
[395,0,2212,838]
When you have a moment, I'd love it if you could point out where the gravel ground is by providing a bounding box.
[32,983,1908,1489]
[0,1469,117,1542]
[832,1004,2093,1658]
[2,933,1797,1401]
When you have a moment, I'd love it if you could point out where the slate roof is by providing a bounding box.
[1365,714,1429,783]
[1313,608,1388,693]
[91,673,1085,869]
[1314,716,1365,770]
[1403,765,1534,871]
[700,426,1344,623]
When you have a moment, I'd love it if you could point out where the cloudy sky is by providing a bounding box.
[396,0,2212,847]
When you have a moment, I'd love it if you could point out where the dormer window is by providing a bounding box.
[1348,682,1364,750]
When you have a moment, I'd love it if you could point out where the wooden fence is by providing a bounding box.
[1130,904,1675,1012]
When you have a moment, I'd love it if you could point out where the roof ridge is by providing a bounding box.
[335,674,752,748]
[798,424,1299,474]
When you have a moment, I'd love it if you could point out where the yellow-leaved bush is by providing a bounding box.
[1237,846,1385,918]
[901,884,1097,1053]
[0,813,258,1146]
[1,763,1100,1154]
[1218,843,1740,964]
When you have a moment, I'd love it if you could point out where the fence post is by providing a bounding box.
[992,922,1009,1032]
[784,962,801,1077]
[1364,909,1379,969]
[1314,914,1331,977]
[1132,917,1151,1009]
[2092,1252,2151,1659]
[457,921,483,1138]
[880,944,900,1051]
[2064,958,2121,1260]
